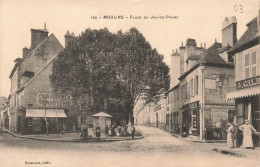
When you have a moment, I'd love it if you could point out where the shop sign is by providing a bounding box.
[183,101,199,110]
[36,93,72,107]
[236,76,260,90]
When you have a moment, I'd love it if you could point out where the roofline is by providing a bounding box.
[9,64,18,79]
[24,34,57,60]
[166,83,180,94]
[179,62,234,80]
[23,53,59,88]
[229,36,260,55]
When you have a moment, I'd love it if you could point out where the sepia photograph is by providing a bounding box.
[0,0,259,166]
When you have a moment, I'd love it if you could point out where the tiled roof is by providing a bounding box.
[198,42,226,64]
[229,17,258,53]
[218,45,231,54]
[179,42,233,80]
[186,54,200,62]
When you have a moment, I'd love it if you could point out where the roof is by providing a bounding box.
[9,58,23,78]
[198,42,225,64]
[218,45,231,54]
[229,17,258,54]
[23,53,59,88]
[92,112,112,117]
[186,54,200,62]
[24,34,53,60]
[179,42,234,80]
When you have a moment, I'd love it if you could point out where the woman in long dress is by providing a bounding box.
[227,123,234,148]
[239,120,257,149]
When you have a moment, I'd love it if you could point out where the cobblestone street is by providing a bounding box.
[0,126,259,167]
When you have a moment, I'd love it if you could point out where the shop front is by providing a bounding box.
[21,108,67,134]
[182,101,200,137]
[227,77,260,146]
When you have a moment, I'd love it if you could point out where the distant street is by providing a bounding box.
[0,126,258,167]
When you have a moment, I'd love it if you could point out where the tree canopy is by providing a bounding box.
[50,27,170,119]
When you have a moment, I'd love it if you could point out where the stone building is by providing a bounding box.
[136,17,237,141]
[8,25,70,134]
[175,17,237,140]
[227,12,260,146]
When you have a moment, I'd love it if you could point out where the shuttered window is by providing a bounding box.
[245,53,250,79]
[243,50,257,79]
[252,51,256,77]
[235,53,242,81]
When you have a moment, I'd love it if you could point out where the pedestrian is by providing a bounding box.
[226,122,234,148]
[95,124,101,140]
[83,124,88,139]
[0,127,2,136]
[111,125,115,136]
[131,125,135,139]
[105,125,109,137]
[81,124,85,139]
[239,120,257,149]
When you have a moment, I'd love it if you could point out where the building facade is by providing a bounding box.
[136,17,238,141]
[227,12,260,146]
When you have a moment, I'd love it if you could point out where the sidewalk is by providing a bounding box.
[1,127,144,142]
[171,133,226,143]
[170,132,260,159]
[213,146,260,159]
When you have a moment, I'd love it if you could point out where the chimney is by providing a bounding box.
[23,47,31,58]
[65,31,75,48]
[222,16,237,47]
[204,43,206,49]
[31,24,49,50]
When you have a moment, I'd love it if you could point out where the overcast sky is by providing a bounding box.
[0,0,258,97]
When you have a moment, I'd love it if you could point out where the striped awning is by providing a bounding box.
[227,86,260,100]
[26,109,67,118]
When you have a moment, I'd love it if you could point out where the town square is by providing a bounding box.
[0,0,260,167]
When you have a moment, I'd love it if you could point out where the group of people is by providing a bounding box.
[81,124,136,140]
[227,119,257,149]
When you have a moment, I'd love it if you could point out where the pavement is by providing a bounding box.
[0,127,143,142]
[170,130,260,159]
[1,126,260,160]
[1,125,259,167]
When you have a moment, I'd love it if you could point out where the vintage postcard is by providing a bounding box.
[0,0,260,167]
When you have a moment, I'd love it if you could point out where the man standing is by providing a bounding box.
[131,125,135,139]
[239,120,257,149]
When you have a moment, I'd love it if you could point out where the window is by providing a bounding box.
[252,51,256,77]
[244,51,257,79]
[245,53,250,78]
[185,82,188,99]
[187,82,190,99]
[194,75,199,95]
[190,79,194,97]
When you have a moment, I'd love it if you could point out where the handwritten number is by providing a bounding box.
[234,4,243,13]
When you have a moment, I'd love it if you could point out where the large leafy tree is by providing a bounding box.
[50,27,170,121]
[50,28,118,111]
[114,28,170,120]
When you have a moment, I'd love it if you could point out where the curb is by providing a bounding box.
[1,127,144,143]
[171,133,226,143]
[212,148,246,158]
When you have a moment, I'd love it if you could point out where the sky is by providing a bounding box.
[0,0,259,97]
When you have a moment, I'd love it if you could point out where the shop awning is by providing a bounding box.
[92,112,112,117]
[227,86,260,100]
[26,109,67,118]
